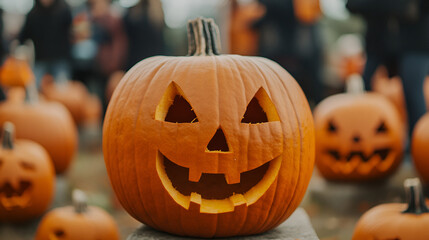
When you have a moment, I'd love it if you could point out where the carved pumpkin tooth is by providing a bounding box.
[225,172,241,185]
[230,194,246,207]
[188,169,202,182]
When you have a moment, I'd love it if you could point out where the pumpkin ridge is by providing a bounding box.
[257,58,308,230]
[245,58,287,232]
[132,59,172,229]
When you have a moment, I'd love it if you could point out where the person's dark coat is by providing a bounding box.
[19,0,72,61]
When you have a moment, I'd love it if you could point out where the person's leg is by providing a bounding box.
[51,59,71,85]
[362,54,382,91]
[400,53,429,134]
[33,61,48,89]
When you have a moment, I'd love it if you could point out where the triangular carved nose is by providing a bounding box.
[207,128,229,152]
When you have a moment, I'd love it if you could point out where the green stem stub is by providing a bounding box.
[2,122,15,150]
[73,189,88,214]
[402,178,429,215]
[187,17,221,56]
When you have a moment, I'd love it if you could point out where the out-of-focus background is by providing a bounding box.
[0,0,428,239]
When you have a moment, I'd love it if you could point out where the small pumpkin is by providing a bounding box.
[293,0,322,24]
[352,178,429,240]
[314,76,404,181]
[411,113,429,183]
[35,189,120,240]
[103,17,315,237]
[0,122,55,223]
[41,75,101,125]
[372,66,408,128]
[0,88,78,174]
[0,56,34,88]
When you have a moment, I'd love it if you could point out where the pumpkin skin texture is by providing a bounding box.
[352,178,429,240]
[314,90,404,181]
[0,56,34,87]
[0,88,78,174]
[0,122,55,223]
[103,18,315,238]
[411,113,429,183]
[35,190,120,240]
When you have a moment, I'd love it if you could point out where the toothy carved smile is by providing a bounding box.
[327,148,391,162]
[156,151,282,213]
[0,180,32,210]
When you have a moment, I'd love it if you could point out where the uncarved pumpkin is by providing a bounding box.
[35,190,120,240]
[293,0,322,24]
[372,66,408,128]
[411,113,429,183]
[103,17,315,238]
[0,122,55,223]
[41,75,102,125]
[0,88,77,174]
[352,178,429,240]
[314,76,404,181]
[0,56,34,88]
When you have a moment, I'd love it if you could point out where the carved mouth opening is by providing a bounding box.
[164,155,269,200]
[327,148,391,162]
[156,151,282,213]
[0,180,32,209]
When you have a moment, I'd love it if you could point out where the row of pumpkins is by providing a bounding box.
[1,17,429,239]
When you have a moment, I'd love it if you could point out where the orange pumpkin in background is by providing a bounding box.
[103,18,315,238]
[0,56,34,88]
[352,178,429,240]
[0,122,55,223]
[411,113,429,183]
[372,66,408,129]
[293,0,322,24]
[41,75,102,126]
[35,190,120,240]
[0,88,77,174]
[314,76,404,181]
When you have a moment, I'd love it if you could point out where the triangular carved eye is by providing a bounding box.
[327,120,337,133]
[376,122,388,134]
[241,88,279,124]
[155,82,198,123]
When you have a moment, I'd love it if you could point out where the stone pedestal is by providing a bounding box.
[127,208,319,240]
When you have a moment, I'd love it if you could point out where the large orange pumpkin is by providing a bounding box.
[0,56,34,88]
[352,178,429,240]
[314,76,404,181]
[411,113,429,183]
[35,190,120,240]
[0,88,77,174]
[0,122,55,223]
[103,18,315,238]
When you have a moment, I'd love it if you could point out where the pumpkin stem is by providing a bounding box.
[73,189,88,214]
[1,122,15,150]
[345,74,365,94]
[402,178,428,215]
[25,82,39,104]
[187,17,221,56]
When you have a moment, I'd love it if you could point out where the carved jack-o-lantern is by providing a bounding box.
[353,178,429,240]
[314,76,404,181]
[0,122,55,223]
[35,190,120,240]
[103,18,315,238]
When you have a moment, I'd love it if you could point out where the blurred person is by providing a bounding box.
[123,0,165,70]
[87,0,127,109]
[397,0,429,133]
[254,0,323,105]
[19,0,72,87]
[346,0,401,90]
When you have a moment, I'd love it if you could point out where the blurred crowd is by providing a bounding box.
[0,0,427,135]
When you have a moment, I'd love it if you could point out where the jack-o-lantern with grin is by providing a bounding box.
[103,18,315,238]
[314,76,404,181]
[0,122,55,223]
